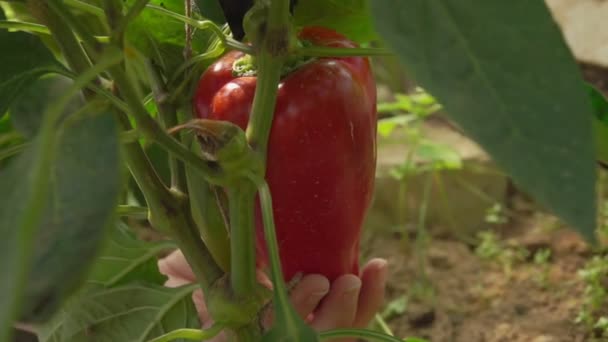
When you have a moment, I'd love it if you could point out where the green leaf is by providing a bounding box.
[11,74,82,138]
[19,106,122,323]
[377,115,417,137]
[86,222,175,288]
[371,1,598,242]
[294,0,377,43]
[0,9,61,117]
[37,284,201,342]
[587,84,608,166]
[0,144,47,342]
[126,0,212,75]
[194,0,226,24]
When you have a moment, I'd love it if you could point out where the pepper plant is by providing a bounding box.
[0,0,607,342]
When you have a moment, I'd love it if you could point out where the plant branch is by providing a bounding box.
[64,0,106,18]
[144,59,186,191]
[0,20,49,34]
[107,66,223,182]
[47,0,103,57]
[147,326,224,342]
[243,52,282,162]
[228,184,257,297]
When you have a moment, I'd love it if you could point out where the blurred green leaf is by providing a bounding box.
[11,75,82,138]
[377,115,417,137]
[86,222,175,288]
[37,284,201,342]
[294,0,377,43]
[0,7,62,118]
[371,1,598,242]
[19,105,122,323]
[380,295,407,320]
[415,141,462,170]
[0,143,46,342]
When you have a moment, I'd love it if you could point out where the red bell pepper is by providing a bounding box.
[193,26,377,282]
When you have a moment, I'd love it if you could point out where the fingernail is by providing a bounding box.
[308,287,330,304]
[377,259,389,283]
[343,277,362,297]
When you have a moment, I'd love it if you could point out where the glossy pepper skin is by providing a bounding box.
[193,27,377,282]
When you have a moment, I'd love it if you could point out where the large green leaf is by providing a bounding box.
[371,1,598,241]
[37,284,201,342]
[18,106,122,323]
[10,75,82,138]
[293,0,376,43]
[0,7,62,118]
[86,222,175,288]
[0,143,46,342]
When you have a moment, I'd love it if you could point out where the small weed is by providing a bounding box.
[532,248,552,289]
[576,255,608,333]
[475,231,529,276]
[484,203,508,225]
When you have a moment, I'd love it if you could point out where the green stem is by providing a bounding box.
[116,205,148,219]
[185,142,231,272]
[253,175,319,339]
[228,185,257,296]
[0,20,49,34]
[319,329,413,342]
[0,143,30,162]
[296,46,393,57]
[254,178,294,317]
[244,53,282,161]
[265,0,291,37]
[118,111,222,293]
[147,326,224,342]
[0,20,108,42]
[108,66,222,183]
[414,173,434,297]
[374,314,394,336]
[144,59,186,191]
[64,0,106,18]
[47,0,102,57]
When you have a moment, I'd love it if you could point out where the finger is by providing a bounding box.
[157,249,196,282]
[310,274,361,332]
[192,289,213,326]
[262,274,330,328]
[290,274,330,320]
[353,258,388,328]
[256,269,273,290]
[164,276,192,288]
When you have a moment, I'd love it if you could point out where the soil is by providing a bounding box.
[355,62,608,342]
[362,212,592,342]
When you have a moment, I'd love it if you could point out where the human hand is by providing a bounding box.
[158,250,388,341]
